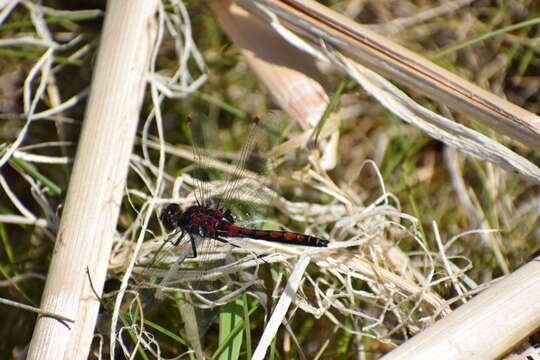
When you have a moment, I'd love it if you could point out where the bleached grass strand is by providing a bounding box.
[24,0,53,41]
[0,215,48,227]
[0,174,36,221]
[29,4,101,18]
[0,0,21,24]
[433,221,467,305]
[0,48,53,168]
[0,37,55,47]
[30,88,89,120]
[0,272,46,286]
[110,202,156,359]
[252,255,310,360]
[0,297,74,324]
[13,151,70,165]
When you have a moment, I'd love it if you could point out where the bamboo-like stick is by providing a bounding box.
[26,2,157,359]
[380,256,540,359]
[241,0,540,150]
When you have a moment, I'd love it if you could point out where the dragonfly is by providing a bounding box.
[159,116,328,265]
[160,202,328,255]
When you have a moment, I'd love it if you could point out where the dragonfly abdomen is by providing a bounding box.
[221,223,328,247]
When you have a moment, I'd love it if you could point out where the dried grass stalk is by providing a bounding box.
[381,256,540,359]
[27,2,158,359]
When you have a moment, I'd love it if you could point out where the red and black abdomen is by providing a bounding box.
[221,223,328,247]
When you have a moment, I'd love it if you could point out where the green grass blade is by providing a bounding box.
[0,48,84,66]
[216,297,244,360]
[432,17,540,60]
[8,155,63,196]
[0,12,103,31]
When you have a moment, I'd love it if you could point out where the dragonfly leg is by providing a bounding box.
[215,236,268,264]
[189,235,198,258]
[215,237,240,249]
[172,231,185,246]
[223,209,234,223]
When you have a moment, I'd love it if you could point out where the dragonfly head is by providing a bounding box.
[160,204,182,231]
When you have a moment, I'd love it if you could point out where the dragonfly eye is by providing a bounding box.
[160,204,181,231]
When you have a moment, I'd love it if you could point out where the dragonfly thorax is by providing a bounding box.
[160,204,235,238]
